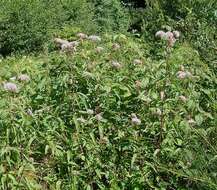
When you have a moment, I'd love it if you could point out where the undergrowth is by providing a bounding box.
[0,32,216,189]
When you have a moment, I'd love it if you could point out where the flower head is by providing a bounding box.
[95,113,103,121]
[165,31,174,40]
[88,35,101,42]
[179,95,187,102]
[3,82,18,93]
[155,31,166,39]
[77,117,86,124]
[133,59,143,65]
[87,109,94,115]
[18,74,30,82]
[77,33,88,39]
[188,118,196,125]
[111,61,122,69]
[54,38,69,45]
[26,109,33,116]
[177,71,192,79]
[112,43,121,50]
[131,113,141,126]
[173,30,180,38]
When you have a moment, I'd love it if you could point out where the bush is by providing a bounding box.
[91,0,130,32]
[0,1,54,55]
[0,0,96,55]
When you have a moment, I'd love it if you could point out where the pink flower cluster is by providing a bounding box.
[3,73,30,93]
[177,70,192,79]
[3,82,18,93]
[131,113,141,126]
[155,30,180,47]
[54,38,79,52]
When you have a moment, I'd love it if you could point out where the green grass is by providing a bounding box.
[0,33,216,189]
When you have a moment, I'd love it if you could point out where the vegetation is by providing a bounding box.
[0,0,216,189]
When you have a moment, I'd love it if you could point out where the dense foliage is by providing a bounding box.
[0,0,216,189]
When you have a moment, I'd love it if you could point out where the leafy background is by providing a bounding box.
[0,0,216,189]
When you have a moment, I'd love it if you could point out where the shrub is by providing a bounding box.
[0,0,96,55]
[0,0,55,55]
[91,0,130,32]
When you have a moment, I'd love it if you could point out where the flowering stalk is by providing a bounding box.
[155,29,180,147]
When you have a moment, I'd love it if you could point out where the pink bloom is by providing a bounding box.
[179,95,187,102]
[61,41,79,52]
[133,59,143,65]
[69,41,79,47]
[177,71,192,79]
[3,82,18,93]
[18,74,30,82]
[155,31,166,39]
[131,114,141,125]
[77,33,88,39]
[111,61,122,69]
[95,113,103,121]
[88,35,101,42]
[26,109,33,116]
[87,109,94,115]
[173,30,180,38]
[77,117,86,123]
[54,38,69,45]
[112,43,121,50]
[188,118,196,124]
[165,31,174,40]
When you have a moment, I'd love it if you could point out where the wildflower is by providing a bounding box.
[155,30,166,39]
[95,46,104,53]
[177,71,192,79]
[18,74,30,82]
[112,43,121,50]
[164,31,176,47]
[61,41,79,52]
[88,35,101,42]
[87,109,94,115]
[133,59,143,65]
[165,31,174,40]
[77,33,88,39]
[69,41,79,47]
[77,117,86,124]
[160,91,165,100]
[95,113,103,121]
[173,30,180,38]
[26,109,33,116]
[179,95,187,102]
[188,118,196,125]
[168,36,176,47]
[131,113,141,126]
[54,38,69,46]
[3,82,18,93]
[111,61,122,69]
